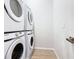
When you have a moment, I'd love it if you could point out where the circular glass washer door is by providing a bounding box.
[4,0,24,22]
[5,39,25,59]
[30,37,34,47]
[29,35,34,49]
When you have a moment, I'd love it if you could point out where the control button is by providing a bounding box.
[15,33,18,36]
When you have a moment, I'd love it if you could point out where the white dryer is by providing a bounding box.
[25,31,35,59]
[24,5,34,31]
[4,0,24,32]
[4,32,26,59]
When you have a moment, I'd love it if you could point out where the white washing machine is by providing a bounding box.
[24,4,34,31]
[25,31,35,59]
[4,32,26,59]
[4,0,25,32]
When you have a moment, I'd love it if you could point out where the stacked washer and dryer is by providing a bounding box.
[24,4,35,59]
[4,0,34,59]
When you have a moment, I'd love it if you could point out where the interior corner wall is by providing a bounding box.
[23,0,55,49]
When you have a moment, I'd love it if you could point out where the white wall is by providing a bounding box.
[23,0,74,59]
[52,0,74,59]
[23,0,54,49]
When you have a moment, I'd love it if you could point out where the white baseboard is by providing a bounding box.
[34,47,60,59]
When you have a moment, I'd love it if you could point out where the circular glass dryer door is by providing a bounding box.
[4,0,24,22]
[5,39,25,59]
[28,10,33,25]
